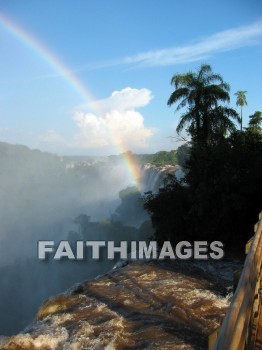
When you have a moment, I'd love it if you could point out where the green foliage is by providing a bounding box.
[135,150,177,165]
[168,64,239,145]
[151,150,177,165]
[248,111,262,135]
[145,131,262,250]
[145,68,261,253]
[235,91,248,130]
[138,220,154,240]
[190,132,262,243]
[144,176,191,244]
[176,144,191,167]
[115,186,149,227]
[235,90,247,108]
[118,186,140,200]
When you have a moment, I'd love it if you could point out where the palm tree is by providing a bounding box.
[248,111,262,134]
[208,106,240,141]
[168,64,236,145]
[234,91,247,131]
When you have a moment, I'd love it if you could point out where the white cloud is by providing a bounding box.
[122,21,262,67]
[77,21,260,70]
[72,87,154,150]
[90,87,153,113]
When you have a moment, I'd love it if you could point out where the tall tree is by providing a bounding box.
[168,64,237,145]
[208,106,239,142]
[234,90,247,131]
[248,111,262,135]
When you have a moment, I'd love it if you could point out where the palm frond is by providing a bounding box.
[168,64,234,143]
[176,111,194,134]
[197,64,212,81]
[205,73,224,85]
[167,88,189,108]
[235,91,248,106]
[171,73,193,89]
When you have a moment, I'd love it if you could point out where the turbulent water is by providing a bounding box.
[0,145,239,346]
[0,259,241,350]
[140,164,183,193]
[0,149,184,336]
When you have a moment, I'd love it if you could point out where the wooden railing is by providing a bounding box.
[210,212,262,350]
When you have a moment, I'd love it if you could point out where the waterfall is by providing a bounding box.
[139,164,183,193]
[1,259,240,350]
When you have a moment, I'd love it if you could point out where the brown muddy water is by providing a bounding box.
[0,259,241,350]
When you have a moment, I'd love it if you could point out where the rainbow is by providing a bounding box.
[0,13,95,105]
[0,13,142,188]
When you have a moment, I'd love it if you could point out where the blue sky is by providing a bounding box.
[0,0,261,155]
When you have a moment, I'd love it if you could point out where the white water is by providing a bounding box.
[0,157,182,336]
[0,259,241,350]
[140,164,183,193]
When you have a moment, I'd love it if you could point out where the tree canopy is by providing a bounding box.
[235,90,248,131]
[168,64,239,146]
[145,65,262,255]
[248,111,262,135]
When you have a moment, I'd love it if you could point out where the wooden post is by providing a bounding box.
[211,212,262,349]
[208,327,220,350]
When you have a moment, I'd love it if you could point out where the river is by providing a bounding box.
[0,258,242,350]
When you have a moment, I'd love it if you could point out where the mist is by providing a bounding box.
[0,142,154,335]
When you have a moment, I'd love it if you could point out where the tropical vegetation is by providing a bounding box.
[145,64,262,254]
[248,111,262,134]
[167,64,240,145]
[235,90,248,131]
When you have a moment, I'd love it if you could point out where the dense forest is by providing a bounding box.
[144,64,262,254]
